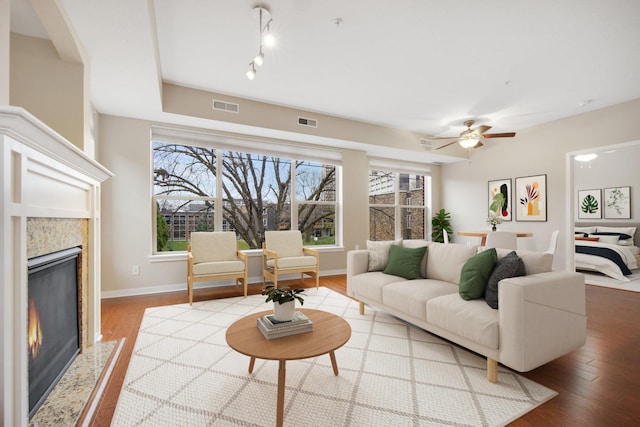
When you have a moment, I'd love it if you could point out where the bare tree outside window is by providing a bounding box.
[152,141,338,251]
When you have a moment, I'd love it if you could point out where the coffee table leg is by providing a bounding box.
[329,350,339,376]
[248,357,256,373]
[277,360,286,427]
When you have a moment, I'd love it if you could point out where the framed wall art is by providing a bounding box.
[515,174,547,222]
[603,186,631,219]
[578,189,602,219]
[488,179,512,221]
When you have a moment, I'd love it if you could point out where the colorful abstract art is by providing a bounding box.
[488,179,512,221]
[515,174,547,222]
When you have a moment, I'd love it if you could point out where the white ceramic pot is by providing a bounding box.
[273,300,295,321]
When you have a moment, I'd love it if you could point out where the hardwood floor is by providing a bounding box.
[90,277,640,426]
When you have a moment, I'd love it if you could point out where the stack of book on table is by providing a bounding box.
[257,311,314,339]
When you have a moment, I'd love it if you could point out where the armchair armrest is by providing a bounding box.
[303,247,319,258]
[237,250,248,264]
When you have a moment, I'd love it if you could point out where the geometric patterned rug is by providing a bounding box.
[111,287,556,426]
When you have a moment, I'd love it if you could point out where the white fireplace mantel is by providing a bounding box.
[1,106,113,426]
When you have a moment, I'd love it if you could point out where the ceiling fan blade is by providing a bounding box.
[475,125,491,134]
[433,136,458,140]
[473,141,484,148]
[434,140,460,150]
[482,132,516,138]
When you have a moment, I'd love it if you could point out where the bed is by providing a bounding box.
[574,225,640,282]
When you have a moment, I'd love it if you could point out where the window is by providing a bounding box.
[368,169,428,240]
[153,140,339,253]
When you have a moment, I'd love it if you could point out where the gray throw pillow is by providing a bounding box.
[485,251,526,309]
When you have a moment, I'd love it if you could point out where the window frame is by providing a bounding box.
[151,128,342,255]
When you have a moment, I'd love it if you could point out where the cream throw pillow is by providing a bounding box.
[367,239,402,271]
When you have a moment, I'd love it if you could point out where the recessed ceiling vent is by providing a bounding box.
[212,99,239,113]
[297,116,318,128]
[420,138,434,148]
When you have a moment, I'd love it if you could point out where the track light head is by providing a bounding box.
[246,62,256,80]
[254,50,264,66]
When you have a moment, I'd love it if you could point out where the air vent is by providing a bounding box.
[420,138,434,148]
[297,116,318,128]
[212,99,239,113]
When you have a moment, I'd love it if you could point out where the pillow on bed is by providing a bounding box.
[596,226,636,239]
[589,234,619,245]
[574,231,589,237]
[618,239,632,246]
[575,226,596,234]
[592,231,633,240]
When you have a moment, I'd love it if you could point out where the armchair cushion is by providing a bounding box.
[191,232,239,264]
[193,260,246,276]
[266,256,317,269]
[265,230,304,258]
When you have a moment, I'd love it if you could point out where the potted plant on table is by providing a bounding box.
[486,212,503,231]
[261,285,305,321]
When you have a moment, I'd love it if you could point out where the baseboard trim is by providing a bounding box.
[100,269,345,299]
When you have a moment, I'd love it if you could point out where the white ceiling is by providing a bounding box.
[10,0,640,163]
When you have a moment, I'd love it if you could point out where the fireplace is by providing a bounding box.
[1,107,113,426]
[27,247,82,418]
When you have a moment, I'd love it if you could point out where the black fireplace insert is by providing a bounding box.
[27,246,81,419]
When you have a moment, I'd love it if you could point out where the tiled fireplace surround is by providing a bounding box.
[1,107,112,426]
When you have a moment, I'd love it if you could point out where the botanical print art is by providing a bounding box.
[578,189,601,219]
[488,179,512,221]
[515,174,547,222]
[604,186,631,219]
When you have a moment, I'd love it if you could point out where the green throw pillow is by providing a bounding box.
[383,244,427,280]
[459,248,497,300]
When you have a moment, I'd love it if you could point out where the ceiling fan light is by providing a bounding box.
[459,138,479,149]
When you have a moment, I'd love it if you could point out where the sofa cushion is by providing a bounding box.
[367,239,402,271]
[485,251,526,309]
[349,271,404,303]
[426,293,500,349]
[382,280,457,321]
[402,239,430,277]
[490,248,553,275]
[459,248,497,300]
[425,242,477,284]
[383,245,427,280]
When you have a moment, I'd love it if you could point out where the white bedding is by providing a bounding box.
[575,240,639,282]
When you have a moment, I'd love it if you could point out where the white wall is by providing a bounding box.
[98,115,377,296]
[442,98,640,270]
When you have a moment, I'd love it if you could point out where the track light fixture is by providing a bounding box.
[247,4,274,80]
[246,62,256,80]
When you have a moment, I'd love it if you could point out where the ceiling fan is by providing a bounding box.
[433,120,516,150]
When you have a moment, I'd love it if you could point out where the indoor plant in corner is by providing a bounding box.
[431,208,453,243]
[261,285,305,321]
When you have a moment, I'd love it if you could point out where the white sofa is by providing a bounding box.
[347,240,587,382]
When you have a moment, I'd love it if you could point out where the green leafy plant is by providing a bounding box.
[261,286,305,305]
[431,209,453,243]
[581,194,599,214]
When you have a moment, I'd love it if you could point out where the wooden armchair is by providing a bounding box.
[262,230,319,288]
[187,232,248,305]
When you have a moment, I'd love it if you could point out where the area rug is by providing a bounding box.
[112,287,556,427]
[583,270,640,292]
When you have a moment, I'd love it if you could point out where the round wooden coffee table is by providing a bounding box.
[226,308,351,427]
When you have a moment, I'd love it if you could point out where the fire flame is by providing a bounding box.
[28,299,43,360]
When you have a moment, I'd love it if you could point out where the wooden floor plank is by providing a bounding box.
[88,276,640,426]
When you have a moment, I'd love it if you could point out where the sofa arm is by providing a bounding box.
[498,271,587,372]
[347,250,370,296]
